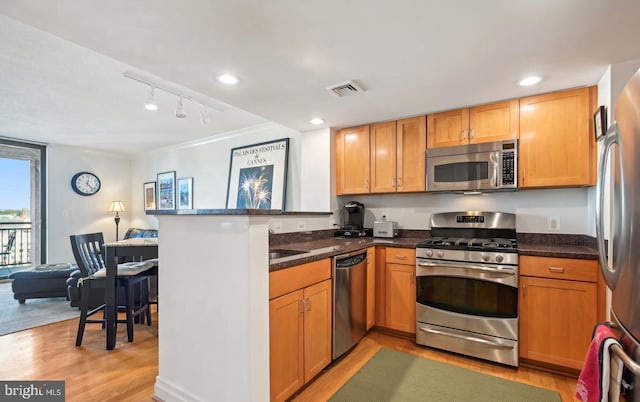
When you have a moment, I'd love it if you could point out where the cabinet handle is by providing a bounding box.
[549,266,565,273]
[461,129,467,140]
[522,169,526,184]
[365,179,369,189]
[392,178,396,187]
[306,297,312,311]
[299,299,306,314]
[395,255,406,260]
[470,128,475,139]
[522,284,526,298]
[397,177,401,187]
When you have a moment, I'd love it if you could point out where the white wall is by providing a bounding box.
[129,123,336,229]
[47,144,132,262]
[342,188,591,234]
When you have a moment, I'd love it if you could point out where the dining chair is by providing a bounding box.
[70,232,155,347]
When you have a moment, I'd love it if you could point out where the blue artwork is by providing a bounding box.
[236,165,273,209]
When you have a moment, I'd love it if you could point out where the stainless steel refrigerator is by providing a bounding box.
[596,66,640,399]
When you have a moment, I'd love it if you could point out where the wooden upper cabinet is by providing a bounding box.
[370,121,397,193]
[336,125,370,195]
[427,108,469,149]
[341,116,426,195]
[396,116,427,192]
[427,101,519,149]
[519,87,596,188]
[469,99,519,144]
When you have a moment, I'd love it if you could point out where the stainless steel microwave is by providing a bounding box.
[426,139,518,192]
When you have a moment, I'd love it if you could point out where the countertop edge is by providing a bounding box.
[147,209,332,216]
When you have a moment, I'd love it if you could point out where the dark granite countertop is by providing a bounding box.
[517,233,599,260]
[269,237,423,272]
[270,232,600,272]
[147,209,331,216]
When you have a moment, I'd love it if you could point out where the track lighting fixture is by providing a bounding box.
[145,86,158,111]
[200,105,211,126]
[123,70,226,122]
[175,96,186,118]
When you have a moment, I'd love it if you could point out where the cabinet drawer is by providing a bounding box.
[520,255,598,282]
[269,259,331,300]
[385,247,416,265]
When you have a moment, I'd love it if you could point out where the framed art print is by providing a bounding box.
[143,181,157,211]
[157,171,176,210]
[177,177,193,209]
[225,138,289,210]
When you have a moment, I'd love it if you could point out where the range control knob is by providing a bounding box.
[436,250,444,258]
[481,253,490,262]
[495,254,504,263]
[425,249,433,258]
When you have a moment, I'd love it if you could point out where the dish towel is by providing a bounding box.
[576,323,624,402]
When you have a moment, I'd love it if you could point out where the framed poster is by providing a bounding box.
[594,105,607,141]
[143,181,157,211]
[226,138,289,210]
[157,171,176,210]
[177,177,193,209]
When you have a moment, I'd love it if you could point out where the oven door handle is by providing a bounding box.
[419,327,514,349]
[417,261,515,275]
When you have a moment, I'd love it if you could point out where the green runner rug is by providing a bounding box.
[330,348,562,402]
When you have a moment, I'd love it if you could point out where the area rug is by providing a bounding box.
[329,348,562,402]
[0,280,78,336]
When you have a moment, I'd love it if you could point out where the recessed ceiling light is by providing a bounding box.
[518,76,542,87]
[217,74,239,85]
[310,118,325,125]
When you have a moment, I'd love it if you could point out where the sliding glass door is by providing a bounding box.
[0,139,46,269]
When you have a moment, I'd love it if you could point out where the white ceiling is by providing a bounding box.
[1,1,640,155]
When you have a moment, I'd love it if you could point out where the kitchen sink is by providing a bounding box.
[269,249,308,260]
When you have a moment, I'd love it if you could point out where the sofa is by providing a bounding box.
[66,228,158,308]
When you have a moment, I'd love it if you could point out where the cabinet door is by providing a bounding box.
[397,116,427,192]
[469,99,519,144]
[366,247,376,330]
[519,276,597,370]
[370,121,397,193]
[303,279,332,382]
[375,247,387,327]
[427,108,469,149]
[336,125,370,194]
[270,290,304,402]
[385,263,416,334]
[519,87,596,188]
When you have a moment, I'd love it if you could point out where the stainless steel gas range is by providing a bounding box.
[415,211,519,367]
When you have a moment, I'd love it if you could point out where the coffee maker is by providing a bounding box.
[334,201,372,237]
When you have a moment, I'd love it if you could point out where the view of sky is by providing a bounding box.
[0,157,30,210]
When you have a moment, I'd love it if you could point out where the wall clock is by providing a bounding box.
[71,171,101,196]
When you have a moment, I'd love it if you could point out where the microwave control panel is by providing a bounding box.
[502,152,516,186]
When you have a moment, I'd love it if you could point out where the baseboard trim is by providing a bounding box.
[154,376,203,402]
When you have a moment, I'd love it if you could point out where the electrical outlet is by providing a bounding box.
[298,221,306,230]
[270,222,282,233]
[381,212,388,221]
[547,216,560,231]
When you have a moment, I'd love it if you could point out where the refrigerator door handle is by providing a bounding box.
[596,123,621,289]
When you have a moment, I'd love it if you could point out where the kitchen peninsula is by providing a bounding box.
[148,209,331,402]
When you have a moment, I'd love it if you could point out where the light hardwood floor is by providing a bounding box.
[0,313,579,401]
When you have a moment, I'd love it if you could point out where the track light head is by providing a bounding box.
[175,96,186,118]
[199,105,210,126]
[145,86,158,111]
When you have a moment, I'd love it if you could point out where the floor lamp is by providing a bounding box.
[109,201,126,241]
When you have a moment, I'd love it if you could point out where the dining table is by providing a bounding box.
[103,237,158,350]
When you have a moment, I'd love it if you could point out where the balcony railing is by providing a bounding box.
[0,222,32,268]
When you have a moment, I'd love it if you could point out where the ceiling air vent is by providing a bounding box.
[327,80,365,97]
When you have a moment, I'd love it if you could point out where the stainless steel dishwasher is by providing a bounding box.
[332,250,368,360]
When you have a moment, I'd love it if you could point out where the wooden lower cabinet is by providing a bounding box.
[366,247,376,330]
[519,256,600,370]
[383,247,416,335]
[269,262,332,402]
